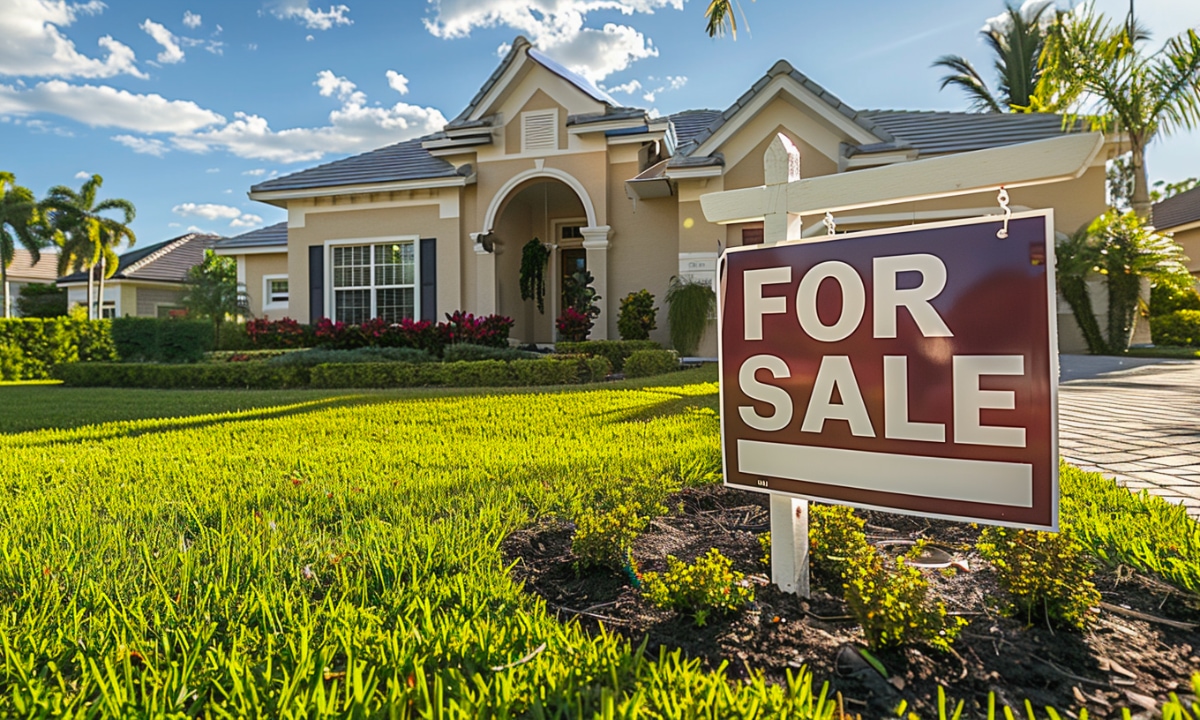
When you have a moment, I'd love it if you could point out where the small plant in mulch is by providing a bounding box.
[842,541,966,652]
[571,501,659,572]
[976,523,1101,630]
[640,548,755,626]
[810,503,870,580]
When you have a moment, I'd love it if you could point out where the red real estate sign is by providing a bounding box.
[717,211,1058,530]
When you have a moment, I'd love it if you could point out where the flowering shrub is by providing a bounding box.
[641,548,754,627]
[556,307,593,342]
[976,524,1100,630]
[571,501,658,572]
[245,318,309,349]
[442,311,514,348]
[313,312,513,356]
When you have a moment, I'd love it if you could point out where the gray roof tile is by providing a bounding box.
[59,233,220,284]
[214,222,288,249]
[859,111,1074,156]
[1153,185,1200,230]
[250,137,461,194]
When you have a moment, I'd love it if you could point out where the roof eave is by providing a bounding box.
[249,174,473,203]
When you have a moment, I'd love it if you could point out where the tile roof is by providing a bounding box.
[858,111,1073,156]
[214,222,288,249]
[250,137,462,194]
[59,233,220,284]
[5,248,59,282]
[669,110,723,147]
[1152,185,1200,231]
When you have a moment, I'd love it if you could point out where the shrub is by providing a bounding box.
[269,346,435,367]
[441,343,537,362]
[15,282,67,318]
[53,362,310,389]
[0,343,23,381]
[312,313,513,354]
[1150,309,1200,346]
[443,311,514,348]
[0,318,116,379]
[665,279,715,356]
[555,307,594,342]
[245,318,311,349]
[309,356,610,389]
[618,290,658,340]
[641,548,755,626]
[572,502,654,571]
[1150,283,1200,317]
[842,543,965,651]
[112,317,212,363]
[976,524,1100,630]
[810,503,869,581]
[556,340,659,372]
[623,349,677,378]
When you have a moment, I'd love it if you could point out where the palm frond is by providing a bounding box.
[933,54,1003,113]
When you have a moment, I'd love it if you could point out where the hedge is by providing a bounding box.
[623,349,678,378]
[1150,309,1200,347]
[53,355,612,390]
[556,340,660,372]
[112,317,214,363]
[0,318,116,380]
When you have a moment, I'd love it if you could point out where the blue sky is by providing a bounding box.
[2,0,1198,247]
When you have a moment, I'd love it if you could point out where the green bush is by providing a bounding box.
[53,362,310,389]
[217,322,253,351]
[0,318,116,379]
[310,356,611,389]
[1150,283,1200,317]
[641,548,755,627]
[665,279,715,356]
[556,340,659,372]
[269,346,435,367]
[441,343,539,362]
[572,502,656,571]
[15,282,67,318]
[1150,309,1200,346]
[623,349,678,378]
[0,343,24,381]
[810,503,870,581]
[617,289,658,340]
[112,317,212,362]
[976,524,1100,630]
[843,543,965,651]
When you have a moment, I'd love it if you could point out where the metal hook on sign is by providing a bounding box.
[996,186,1012,239]
[823,212,836,236]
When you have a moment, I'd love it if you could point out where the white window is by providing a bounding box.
[522,109,558,152]
[263,275,289,309]
[330,240,416,324]
[100,301,115,320]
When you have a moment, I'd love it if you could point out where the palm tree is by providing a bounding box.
[0,172,44,319]
[704,0,748,39]
[933,1,1058,113]
[42,174,136,319]
[1039,5,1200,217]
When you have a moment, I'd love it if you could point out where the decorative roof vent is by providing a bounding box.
[522,109,558,152]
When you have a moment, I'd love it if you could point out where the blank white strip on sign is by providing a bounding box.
[737,440,1033,507]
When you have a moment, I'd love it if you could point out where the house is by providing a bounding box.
[58,232,221,318]
[217,36,1122,353]
[1152,185,1200,285]
[3,248,60,317]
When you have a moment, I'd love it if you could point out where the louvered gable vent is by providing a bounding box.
[522,109,558,152]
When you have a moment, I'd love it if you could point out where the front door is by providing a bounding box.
[560,248,586,311]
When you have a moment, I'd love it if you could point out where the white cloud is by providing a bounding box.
[112,134,167,155]
[205,167,219,173]
[182,10,201,28]
[604,78,641,95]
[248,43,258,51]
[168,221,181,228]
[74,170,89,179]
[666,74,686,90]
[423,0,681,81]
[639,74,687,104]
[229,213,263,229]
[140,19,185,64]
[0,80,224,132]
[172,70,446,163]
[0,0,146,79]
[270,1,352,30]
[306,34,314,42]
[242,168,267,176]
[173,202,241,220]
[385,70,409,95]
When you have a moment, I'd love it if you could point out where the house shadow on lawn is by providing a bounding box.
[504,485,1200,719]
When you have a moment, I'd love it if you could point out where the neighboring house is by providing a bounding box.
[1152,185,1200,285]
[3,248,60,317]
[58,232,221,318]
[219,36,1122,353]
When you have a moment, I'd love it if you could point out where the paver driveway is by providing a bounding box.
[1059,354,1200,515]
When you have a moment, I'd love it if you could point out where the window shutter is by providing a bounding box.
[308,245,324,321]
[420,237,436,322]
[522,110,557,152]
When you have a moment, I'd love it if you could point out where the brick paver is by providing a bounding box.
[1058,355,1200,516]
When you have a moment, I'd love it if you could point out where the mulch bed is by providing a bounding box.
[502,485,1200,718]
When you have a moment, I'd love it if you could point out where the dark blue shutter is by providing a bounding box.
[308,245,324,321]
[420,237,436,322]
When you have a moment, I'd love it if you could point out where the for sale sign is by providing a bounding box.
[718,211,1058,530]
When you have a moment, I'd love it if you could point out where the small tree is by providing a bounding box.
[617,289,657,340]
[182,250,249,349]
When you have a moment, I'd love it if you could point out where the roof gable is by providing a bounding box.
[58,233,220,285]
[1153,184,1200,231]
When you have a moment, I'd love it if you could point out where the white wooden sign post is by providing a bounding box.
[703,131,1104,597]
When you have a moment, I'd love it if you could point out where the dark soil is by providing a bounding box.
[502,485,1200,718]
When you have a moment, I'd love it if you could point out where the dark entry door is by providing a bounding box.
[561,248,586,309]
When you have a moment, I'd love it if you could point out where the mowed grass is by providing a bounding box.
[0,367,837,718]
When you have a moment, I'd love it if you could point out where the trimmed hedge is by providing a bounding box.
[53,355,611,390]
[112,317,213,363]
[1150,309,1200,347]
[268,346,435,367]
[0,318,116,380]
[556,340,660,372]
[441,343,540,362]
[623,349,678,378]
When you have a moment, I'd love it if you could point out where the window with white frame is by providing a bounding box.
[331,240,416,324]
[263,275,289,307]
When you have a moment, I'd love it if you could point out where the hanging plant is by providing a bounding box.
[666,277,716,356]
[520,238,551,313]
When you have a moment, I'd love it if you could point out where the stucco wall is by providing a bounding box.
[607,159,677,345]
[1171,226,1200,278]
[243,252,290,320]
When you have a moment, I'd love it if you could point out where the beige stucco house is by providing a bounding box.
[217,37,1121,353]
[1153,185,1200,284]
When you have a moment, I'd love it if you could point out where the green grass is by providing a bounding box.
[1119,346,1200,359]
[0,365,842,717]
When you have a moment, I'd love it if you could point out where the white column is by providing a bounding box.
[471,234,497,316]
[580,225,611,340]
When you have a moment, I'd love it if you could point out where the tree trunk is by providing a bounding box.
[1105,268,1142,354]
[2,263,9,319]
[86,264,94,320]
[1129,135,1152,220]
[1060,274,1107,354]
[97,255,107,319]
